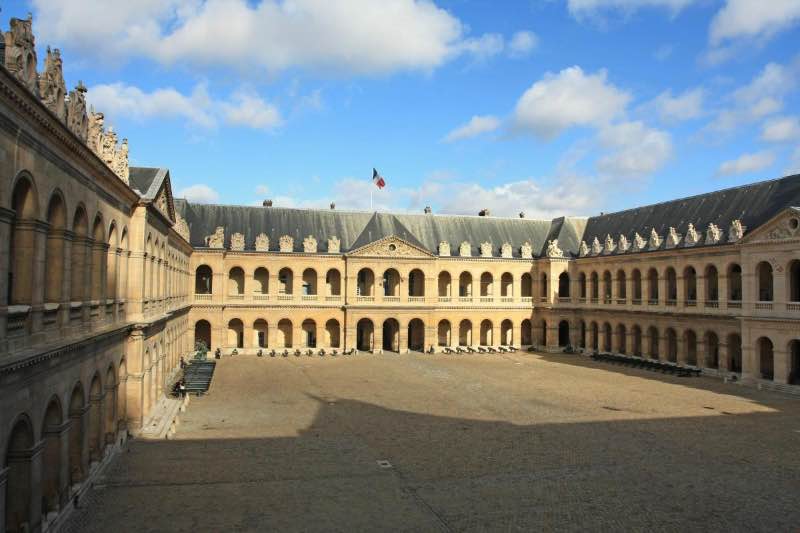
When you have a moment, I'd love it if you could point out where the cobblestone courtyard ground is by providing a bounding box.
[65,352,800,532]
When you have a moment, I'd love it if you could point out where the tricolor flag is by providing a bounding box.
[372,168,386,189]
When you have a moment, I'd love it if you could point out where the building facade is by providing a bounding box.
[1,16,799,533]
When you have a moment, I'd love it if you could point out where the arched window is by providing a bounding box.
[357,319,374,351]
[789,260,800,302]
[279,268,293,295]
[382,319,400,351]
[325,319,341,348]
[540,273,548,298]
[632,325,642,356]
[501,319,513,345]
[408,269,425,297]
[756,262,773,301]
[106,223,118,300]
[459,272,472,297]
[302,268,317,295]
[728,264,742,301]
[480,272,493,297]
[45,192,67,304]
[357,268,374,296]
[438,272,451,297]
[684,266,697,303]
[277,319,293,348]
[666,267,677,302]
[616,269,627,300]
[616,324,626,353]
[579,273,587,298]
[228,319,244,348]
[558,272,570,298]
[705,265,719,302]
[459,319,472,346]
[253,319,268,348]
[591,272,599,299]
[521,319,532,345]
[408,319,425,351]
[684,330,697,365]
[302,319,317,348]
[757,337,774,379]
[194,320,211,350]
[558,320,570,347]
[9,176,39,307]
[602,322,612,352]
[648,327,659,359]
[500,273,513,297]
[521,273,532,297]
[666,328,678,362]
[602,271,612,300]
[632,269,642,301]
[480,319,493,345]
[42,397,64,515]
[326,269,341,296]
[254,267,269,294]
[383,269,400,297]
[728,333,742,373]
[228,267,245,295]
[5,415,35,532]
[195,265,213,294]
[90,216,105,301]
[438,320,451,347]
[704,332,719,369]
[647,268,659,302]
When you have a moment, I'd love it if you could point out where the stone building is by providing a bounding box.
[1,16,799,533]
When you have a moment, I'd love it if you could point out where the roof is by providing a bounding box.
[129,167,168,200]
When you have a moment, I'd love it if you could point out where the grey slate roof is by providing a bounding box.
[129,167,168,200]
[172,173,800,257]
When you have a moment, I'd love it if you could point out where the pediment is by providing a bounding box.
[739,208,800,244]
[347,235,433,258]
[153,177,176,223]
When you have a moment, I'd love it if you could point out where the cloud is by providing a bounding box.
[717,150,775,176]
[223,91,282,129]
[760,116,800,143]
[650,88,704,123]
[87,82,215,127]
[33,0,503,75]
[709,0,800,46]
[512,66,631,139]
[566,0,697,19]
[443,115,501,142]
[508,31,538,57]
[177,184,220,203]
[596,121,673,178]
[255,185,270,196]
[458,33,505,62]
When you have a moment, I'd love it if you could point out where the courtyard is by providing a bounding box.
[64,352,800,532]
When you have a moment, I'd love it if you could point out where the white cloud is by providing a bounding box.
[566,0,697,18]
[177,184,220,203]
[512,66,631,139]
[458,33,505,62]
[33,0,501,75]
[223,91,282,129]
[761,116,800,143]
[650,88,704,122]
[508,31,538,57]
[717,151,775,176]
[596,121,673,178]
[709,0,800,45]
[87,82,215,127]
[443,115,501,142]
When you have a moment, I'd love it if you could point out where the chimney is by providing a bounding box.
[263,199,273,207]
[330,202,336,210]
[479,208,490,217]
[519,212,525,218]
[424,206,432,214]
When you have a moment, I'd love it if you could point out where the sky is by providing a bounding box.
[2,0,800,219]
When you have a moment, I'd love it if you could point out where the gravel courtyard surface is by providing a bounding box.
[63,352,800,532]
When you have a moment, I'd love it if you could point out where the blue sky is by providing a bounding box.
[3,0,800,218]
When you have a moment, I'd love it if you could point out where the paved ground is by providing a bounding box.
[64,351,800,532]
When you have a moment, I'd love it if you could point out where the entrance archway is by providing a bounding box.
[356,319,374,351]
[383,319,400,352]
[789,340,800,385]
[458,320,472,346]
[728,333,742,373]
[758,337,774,380]
[558,320,569,347]
[41,398,64,516]
[5,415,35,533]
[277,319,293,348]
[480,320,493,345]
[302,319,317,348]
[194,320,211,351]
[438,320,451,347]
[408,319,425,351]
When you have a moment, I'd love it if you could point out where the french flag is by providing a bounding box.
[372,168,386,189]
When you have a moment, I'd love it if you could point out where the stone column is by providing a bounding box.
[372,322,383,352]
[719,339,731,372]
[774,346,790,384]
[398,321,408,352]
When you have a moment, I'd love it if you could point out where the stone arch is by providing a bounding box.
[277,319,293,348]
[302,319,317,348]
[194,319,212,351]
[501,319,513,345]
[615,323,627,353]
[727,263,742,301]
[616,269,627,300]
[106,221,118,299]
[5,413,35,533]
[438,271,452,297]
[480,272,493,297]
[521,319,532,346]
[540,319,548,346]
[104,364,117,445]
[666,328,678,362]
[67,382,86,486]
[684,329,697,365]
[255,267,269,294]
[44,190,67,303]
[408,269,425,297]
[521,273,532,297]
[408,318,425,351]
[757,337,774,380]
[631,269,642,300]
[500,273,513,297]
[9,174,40,307]
[590,321,599,351]
[480,319,493,345]
[665,267,677,302]
[705,264,719,302]
[789,260,800,303]
[704,331,719,369]
[228,318,244,348]
[684,266,697,302]
[602,271,612,299]
[558,320,570,347]
[253,319,268,348]
[459,319,472,346]
[90,214,106,301]
[647,268,658,301]
[325,319,341,348]
[383,269,400,297]
[41,396,64,516]
[591,271,599,299]
[195,265,213,294]
[602,322,612,352]
[728,333,742,373]
[357,268,374,296]
[279,268,294,295]
[357,318,374,351]
[558,272,570,298]
[383,318,400,351]
[88,373,103,463]
[756,262,773,302]
[632,325,642,356]
[228,267,245,295]
[578,272,587,299]
[540,272,548,298]
[648,326,659,359]
[302,268,318,296]
[788,339,800,385]
[325,269,341,296]
[438,320,451,346]
[459,272,473,297]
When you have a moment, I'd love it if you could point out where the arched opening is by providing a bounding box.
[408,269,425,297]
[356,319,374,351]
[70,206,89,302]
[325,319,340,348]
[579,320,586,349]
[408,319,425,351]
[90,215,105,301]
[789,340,800,385]
[602,322,612,352]
[9,177,39,307]
[632,325,642,356]
[459,320,472,346]
[302,269,317,296]
[558,320,570,347]
[88,374,103,462]
[647,268,658,301]
[521,273,532,298]
[254,267,269,294]
[616,270,627,300]
[5,415,35,533]
[757,337,774,380]
[521,319,532,345]
[480,319,493,345]
[728,264,742,301]
[194,320,211,351]
[501,319,513,345]
[41,398,64,516]
[616,324,627,354]
[277,319,293,348]
[45,192,66,304]
[438,272,451,297]
[591,322,599,351]
[383,269,400,297]
[789,261,800,302]
[228,267,245,295]
[579,273,587,298]
[684,330,697,365]
[666,328,678,363]
[480,272,493,297]
[501,273,513,297]
[438,320,451,347]
[705,265,719,302]
[632,269,642,300]
[558,273,570,298]
[228,319,244,348]
[590,272,599,299]
[540,319,548,346]
[540,273,548,298]
[326,269,341,296]
[684,266,697,303]
[68,383,85,486]
[106,223,118,300]
[383,319,400,351]
[302,319,317,348]
[602,271,612,300]
[104,365,117,448]
[705,331,719,368]
[459,272,473,297]
[756,262,773,301]
[648,327,659,359]
[195,265,213,294]
[253,319,268,348]
[279,268,293,295]
[728,333,742,373]
[666,267,677,302]
[357,268,374,296]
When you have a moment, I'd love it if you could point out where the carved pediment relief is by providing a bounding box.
[303,235,318,253]
[279,235,294,252]
[739,211,799,244]
[230,232,245,251]
[348,235,433,258]
[255,233,269,251]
